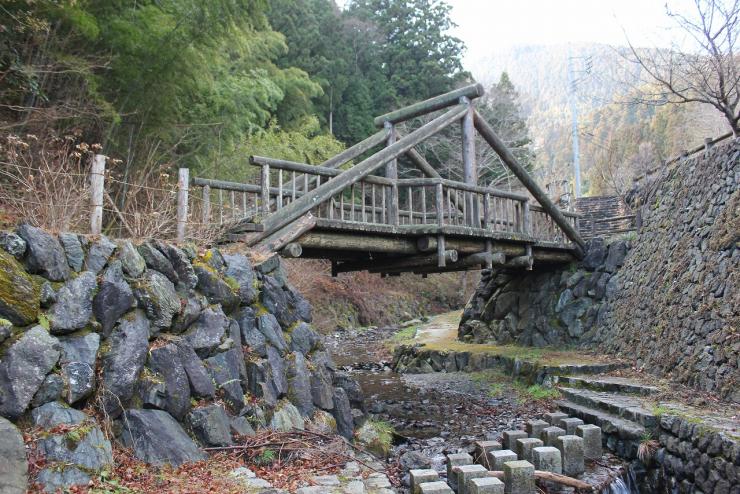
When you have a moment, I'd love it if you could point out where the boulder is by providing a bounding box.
[58,233,84,273]
[194,265,239,312]
[164,244,198,290]
[257,314,288,354]
[84,235,116,274]
[0,249,40,326]
[0,326,60,419]
[184,305,230,358]
[48,271,97,334]
[93,273,135,337]
[58,332,99,365]
[17,224,69,281]
[176,342,216,399]
[31,401,86,428]
[0,320,10,345]
[138,241,178,283]
[36,467,91,493]
[148,344,191,420]
[61,361,95,404]
[0,416,27,493]
[331,387,354,440]
[121,409,206,466]
[582,239,607,271]
[266,345,288,397]
[100,310,149,418]
[119,240,146,278]
[260,276,298,329]
[30,374,63,408]
[230,416,256,437]
[310,367,334,410]
[290,322,320,355]
[288,352,314,417]
[133,270,180,330]
[223,253,257,305]
[604,241,628,273]
[334,372,364,411]
[36,419,112,472]
[286,285,312,322]
[0,231,26,259]
[237,307,267,356]
[270,401,304,431]
[172,293,204,334]
[187,405,232,446]
[204,348,245,411]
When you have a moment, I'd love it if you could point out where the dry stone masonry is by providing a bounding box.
[0,225,364,493]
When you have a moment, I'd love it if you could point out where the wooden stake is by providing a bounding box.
[176,167,189,242]
[90,154,105,235]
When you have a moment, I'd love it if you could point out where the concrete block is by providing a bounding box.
[502,430,528,451]
[468,477,504,494]
[446,452,473,491]
[410,469,440,494]
[503,460,535,494]
[532,446,562,474]
[556,435,585,476]
[419,481,455,494]
[474,440,501,465]
[452,464,488,494]
[515,437,543,462]
[556,417,584,435]
[576,424,603,459]
[488,449,518,470]
[540,426,565,446]
[543,412,568,425]
[525,419,548,439]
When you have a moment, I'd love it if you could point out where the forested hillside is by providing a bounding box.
[471,44,731,195]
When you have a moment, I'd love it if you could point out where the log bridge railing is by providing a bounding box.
[178,83,586,275]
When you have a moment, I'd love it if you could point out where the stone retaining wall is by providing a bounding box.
[458,139,739,401]
[0,225,362,492]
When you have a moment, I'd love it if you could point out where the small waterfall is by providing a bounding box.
[600,465,639,494]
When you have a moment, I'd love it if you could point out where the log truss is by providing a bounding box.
[183,83,586,276]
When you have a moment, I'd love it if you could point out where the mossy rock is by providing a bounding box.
[0,250,40,326]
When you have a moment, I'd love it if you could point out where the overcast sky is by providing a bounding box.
[447,0,696,69]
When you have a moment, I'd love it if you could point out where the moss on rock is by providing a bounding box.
[0,250,40,326]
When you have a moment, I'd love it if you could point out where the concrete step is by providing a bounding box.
[556,375,659,396]
[557,387,658,429]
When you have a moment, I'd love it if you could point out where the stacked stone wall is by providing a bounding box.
[0,225,362,492]
[459,139,739,401]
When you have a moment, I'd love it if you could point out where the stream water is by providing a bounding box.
[325,319,638,493]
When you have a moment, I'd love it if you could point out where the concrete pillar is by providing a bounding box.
[540,426,565,446]
[453,465,488,494]
[468,477,504,494]
[503,460,535,494]
[420,481,455,494]
[488,450,518,471]
[446,452,473,492]
[555,435,585,476]
[502,430,528,451]
[543,412,568,425]
[474,440,501,465]
[515,437,543,463]
[411,469,440,494]
[525,419,548,439]
[557,417,584,435]
[576,424,602,459]
[532,446,562,474]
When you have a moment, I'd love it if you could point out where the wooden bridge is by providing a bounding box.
[177,84,587,276]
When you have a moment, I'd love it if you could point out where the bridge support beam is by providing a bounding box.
[473,111,586,257]
[334,250,459,274]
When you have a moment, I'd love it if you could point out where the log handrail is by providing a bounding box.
[374,83,484,127]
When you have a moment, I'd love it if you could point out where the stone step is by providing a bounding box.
[557,387,658,429]
[546,362,628,377]
[556,400,646,441]
[556,375,659,395]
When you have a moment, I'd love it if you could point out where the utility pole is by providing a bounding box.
[567,48,582,198]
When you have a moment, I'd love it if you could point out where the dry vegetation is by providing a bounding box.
[284,258,479,332]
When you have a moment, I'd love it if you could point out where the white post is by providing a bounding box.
[90,154,105,235]
[177,168,189,242]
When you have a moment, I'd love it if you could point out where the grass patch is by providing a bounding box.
[388,325,418,346]
[470,370,560,402]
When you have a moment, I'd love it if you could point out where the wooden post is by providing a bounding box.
[261,164,270,214]
[202,185,211,224]
[474,110,586,256]
[461,96,479,227]
[90,154,105,235]
[385,122,400,225]
[437,234,446,267]
[176,168,189,242]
